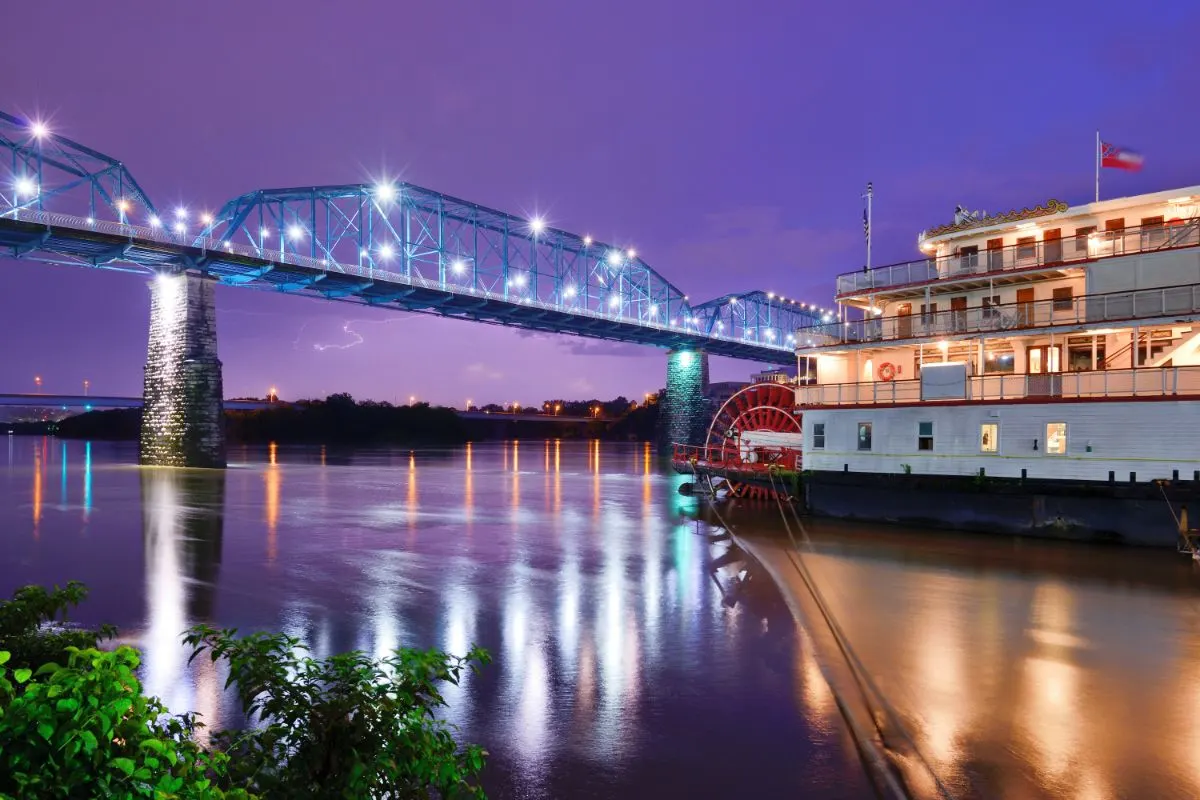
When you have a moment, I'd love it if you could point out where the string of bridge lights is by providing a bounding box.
[10,119,836,333]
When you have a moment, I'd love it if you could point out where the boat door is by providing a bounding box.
[950,297,967,332]
[1017,288,1035,327]
[896,303,912,338]
[1044,228,1063,263]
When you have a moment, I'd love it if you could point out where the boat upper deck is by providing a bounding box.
[837,218,1200,301]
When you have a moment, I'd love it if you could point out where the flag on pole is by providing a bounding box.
[1101,142,1144,171]
[863,182,872,241]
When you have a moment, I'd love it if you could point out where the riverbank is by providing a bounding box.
[8,394,661,445]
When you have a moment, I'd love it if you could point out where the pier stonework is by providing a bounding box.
[139,272,227,468]
[663,349,710,448]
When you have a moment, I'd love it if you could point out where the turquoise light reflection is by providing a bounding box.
[82,442,92,520]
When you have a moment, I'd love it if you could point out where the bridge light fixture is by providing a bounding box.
[767,291,775,299]
[564,285,577,298]
[200,212,213,225]
[149,215,162,228]
[260,227,270,239]
[606,250,622,266]
[173,221,186,234]
[116,199,131,214]
[649,304,658,316]
[609,295,619,308]
[374,182,397,203]
[174,206,188,220]
[14,177,37,198]
[287,225,305,241]
[626,248,637,259]
[86,217,95,225]
[529,216,546,235]
[378,242,395,260]
[582,235,592,246]
[728,297,737,305]
[451,259,466,275]
[514,273,527,287]
[30,121,50,139]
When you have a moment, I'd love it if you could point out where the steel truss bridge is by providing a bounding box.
[0,111,824,365]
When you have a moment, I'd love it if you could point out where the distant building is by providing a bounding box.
[706,381,747,407]
[750,358,816,385]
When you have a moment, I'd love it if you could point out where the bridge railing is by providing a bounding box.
[8,208,795,355]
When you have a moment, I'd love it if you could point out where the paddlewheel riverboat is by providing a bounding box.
[675,185,1200,546]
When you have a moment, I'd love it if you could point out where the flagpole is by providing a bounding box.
[866,182,873,270]
[1095,130,1100,203]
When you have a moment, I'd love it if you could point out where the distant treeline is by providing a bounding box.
[31,392,661,444]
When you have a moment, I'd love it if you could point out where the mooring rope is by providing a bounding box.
[764,468,958,800]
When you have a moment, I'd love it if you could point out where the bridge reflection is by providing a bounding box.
[138,467,226,736]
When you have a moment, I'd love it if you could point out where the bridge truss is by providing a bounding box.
[0,111,824,364]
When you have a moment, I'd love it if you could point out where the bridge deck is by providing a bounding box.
[0,215,795,365]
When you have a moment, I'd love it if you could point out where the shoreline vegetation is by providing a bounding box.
[5,392,662,445]
[0,581,489,798]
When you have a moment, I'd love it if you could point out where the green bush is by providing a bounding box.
[0,585,490,799]
[184,625,490,799]
[0,647,252,799]
[0,581,115,671]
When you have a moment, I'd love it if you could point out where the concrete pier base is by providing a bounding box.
[139,272,226,468]
[662,348,710,448]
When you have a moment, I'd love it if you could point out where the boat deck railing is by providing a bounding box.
[836,218,1200,298]
[671,443,802,472]
[796,364,1200,407]
[798,282,1200,348]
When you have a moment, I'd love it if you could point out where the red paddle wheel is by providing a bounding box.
[706,382,802,500]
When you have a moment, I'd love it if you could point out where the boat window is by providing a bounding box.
[1016,236,1037,262]
[983,350,1015,374]
[918,421,933,451]
[981,295,1001,319]
[857,422,872,451]
[1073,226,1096,254]
[1045,422,1067,455]
[812,422,825,449]
[1052,286,1073,311]
[980,423,999,453]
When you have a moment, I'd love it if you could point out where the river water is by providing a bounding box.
[6,437,1200,799]
[0,437,867,799]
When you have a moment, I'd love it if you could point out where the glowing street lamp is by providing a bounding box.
[268,386,278,402]
[34,375,42,393]
[83,379,90,396]
[374,182,397,203]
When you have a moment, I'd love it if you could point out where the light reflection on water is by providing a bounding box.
[0,439,860,799]
[732,516,1200,800]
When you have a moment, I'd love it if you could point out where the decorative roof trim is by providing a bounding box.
[921,199,1069,239]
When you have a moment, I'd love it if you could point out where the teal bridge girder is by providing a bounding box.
[0,111,822,364]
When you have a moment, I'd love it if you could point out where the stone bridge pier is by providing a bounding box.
[139,272,227,468]
[661,348,710,449]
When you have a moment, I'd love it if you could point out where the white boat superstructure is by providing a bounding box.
[793,186,1200,483]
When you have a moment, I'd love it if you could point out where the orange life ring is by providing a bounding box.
[878,362,896,382]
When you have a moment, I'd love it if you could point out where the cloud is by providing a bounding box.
[464,362,504,380]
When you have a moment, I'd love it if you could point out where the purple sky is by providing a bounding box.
[3,1,1199,406]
